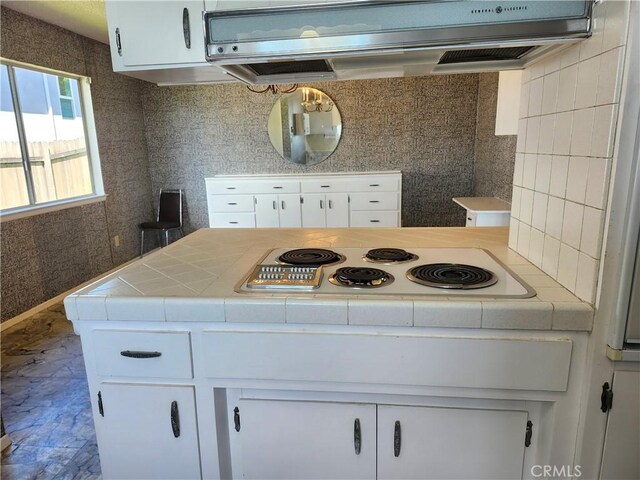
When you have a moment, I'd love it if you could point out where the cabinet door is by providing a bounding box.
[107,1,206,67]
[95,384,201,479]
[255,194,279,228]
[377,405,527,480]
[600,371,640,480]
[278,194,302,228]
[326,193,350,227]
[301,194,327,228]
[231,399,376,479]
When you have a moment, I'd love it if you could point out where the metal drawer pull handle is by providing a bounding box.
[370,220,380,223]
[182,8,191,49]
[115,28,122,56]
[281,200,286,209]
[369,200,380,203]
[320,185,331,188]
[273,201,277,209]
[328,200,333,209]
[120,350,162,359]
[171,401,180,438]
[226,187,236,190]
[97,391,104,417]
[394,420,401,457]
[227,202,237,206]
[369,184,380,187]
[525,420,533,447]
[468,217,472,221]
[354,418,361,455]
[273,186,283,189]
[320,200,324,209]
[229,221,239,224]
[234,407,241,432]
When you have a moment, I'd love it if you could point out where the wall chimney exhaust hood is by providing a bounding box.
[204,1,592,84]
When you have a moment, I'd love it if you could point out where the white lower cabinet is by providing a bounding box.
[231,399,376,479]
[377,405,528,480]
[228,398,529,480]
[95,383,201,480]
[255,194,302,228]
[301,193,350,228]
[206,172,401,228]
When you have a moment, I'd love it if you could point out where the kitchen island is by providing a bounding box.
[65,227,593,480]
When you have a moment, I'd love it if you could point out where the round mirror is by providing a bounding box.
[267,87,342,166]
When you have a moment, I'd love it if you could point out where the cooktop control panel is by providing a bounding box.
[246,265,323,290]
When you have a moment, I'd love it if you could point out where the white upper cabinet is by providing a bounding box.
[106,1,207,68]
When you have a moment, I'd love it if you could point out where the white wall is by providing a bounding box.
[509,0,630,304]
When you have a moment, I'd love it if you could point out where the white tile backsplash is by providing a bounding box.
[565,157,589,204]
[574,56,600,109]
[529,228,545,267]
[580,207,605,259]
[525,116,541,153]
[542,235,561,278]
[591,105,617,158]
[597,47,624,105]
[585,157,610,209]
[528,77,544,116]
[523,154,537,189]
[546,196,565,239]
[575,253,599,303]
[542,72,559,115]
[519,188,534,225]
[557,244,579,291]
[557,64,578,112]
[561,201,585,249]
[532,192,548,231]
[511,0,629,304]
[553,111,573,155]
[538,115,556,155]
[570,108,595,156]
[549,155,569,197]
[535,154,552,193]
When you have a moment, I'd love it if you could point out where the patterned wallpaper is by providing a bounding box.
[474,73,518,202]
[0,8,154,322]
[142,74,481,229]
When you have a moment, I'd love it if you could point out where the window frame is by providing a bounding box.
[0,58,105,222]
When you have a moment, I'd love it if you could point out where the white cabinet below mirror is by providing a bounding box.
[206,172,402,229]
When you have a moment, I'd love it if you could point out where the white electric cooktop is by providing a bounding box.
[238,248,536,299]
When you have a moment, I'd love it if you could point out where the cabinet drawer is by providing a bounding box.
[207,179,299,194]
[209,194,255,213]
[350,211,399,227]
[209,213,256,228]
[301,178,351,193]
[349,176,400,192]
[92,330,192,379]
[350,192,399,211]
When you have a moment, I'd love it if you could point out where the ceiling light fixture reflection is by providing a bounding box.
[246,84,298,94]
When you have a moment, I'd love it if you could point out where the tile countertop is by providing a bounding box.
[63,227,593,332]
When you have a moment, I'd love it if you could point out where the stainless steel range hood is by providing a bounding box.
[204,1,592,84]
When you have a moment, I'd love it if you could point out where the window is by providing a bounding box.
[0,60,103,215]
[58,77,75,119]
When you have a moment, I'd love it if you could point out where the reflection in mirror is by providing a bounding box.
[267,87,342,166]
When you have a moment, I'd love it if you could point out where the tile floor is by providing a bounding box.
[1,304,101,479]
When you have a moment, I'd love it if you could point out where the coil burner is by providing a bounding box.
[277,248,345,266]
[329,267,394,288]
[407,263,497,289]
[364,248,418,264]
